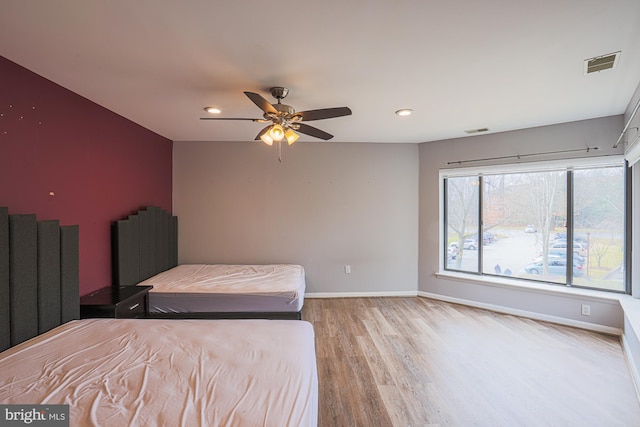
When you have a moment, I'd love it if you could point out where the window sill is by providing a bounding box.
[435,271,623,305]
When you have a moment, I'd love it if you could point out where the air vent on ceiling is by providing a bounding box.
[584,51,620,74]
[465,127,489,134]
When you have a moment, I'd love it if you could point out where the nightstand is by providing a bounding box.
[80,286,153,319]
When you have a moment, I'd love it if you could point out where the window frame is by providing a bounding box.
[439,155,630,294]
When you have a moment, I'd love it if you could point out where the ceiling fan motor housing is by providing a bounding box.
[274,103,295,115]
[270,86,289,100]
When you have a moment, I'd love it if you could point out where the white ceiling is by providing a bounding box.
[1,0,639,144]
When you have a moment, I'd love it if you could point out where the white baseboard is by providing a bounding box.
[621,334,640,402]
[305,290,418,298]
[417,291,622,336]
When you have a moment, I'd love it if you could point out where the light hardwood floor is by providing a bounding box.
[302,297,640,427]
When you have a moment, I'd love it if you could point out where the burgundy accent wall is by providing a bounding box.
[0,56,172,296]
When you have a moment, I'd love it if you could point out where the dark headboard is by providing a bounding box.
[112,206,178,287]
[0,207,79,352]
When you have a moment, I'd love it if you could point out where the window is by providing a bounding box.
[444,176,479,273]
[442,157,628,293]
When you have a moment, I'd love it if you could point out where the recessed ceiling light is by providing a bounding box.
[204,107,222,114]
[395,109,413,116]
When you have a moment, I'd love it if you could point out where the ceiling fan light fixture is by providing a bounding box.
[269,124,285,142]
[204,106,222,114]
[285,128,299,145]
[260,132,274,145]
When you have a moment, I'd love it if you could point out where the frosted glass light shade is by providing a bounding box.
[260,132,274,145]
[270,124,285,142]
[285,128,299,145]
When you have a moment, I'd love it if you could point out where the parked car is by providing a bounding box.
[532,249,585,265]
[549,241,587,257]
[553,232,587,243]
[467,232,496,245]
[460,239,478,250]
[483,231,497,243]
[449,238,478,250]
[550,249,585,264]
[525,259,585,277]
[524,225,536,233]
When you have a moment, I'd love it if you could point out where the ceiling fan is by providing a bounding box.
[200,87,352,146]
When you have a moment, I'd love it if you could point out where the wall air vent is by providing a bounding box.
[464,127,489,134]
[584,51,620,74]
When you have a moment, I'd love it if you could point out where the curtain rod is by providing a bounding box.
[613,97,640,149]
[447,147,598,165]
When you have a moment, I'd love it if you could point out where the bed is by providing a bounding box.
[0,319,318,426]
[112,207,305,319]
[0,207,319,426]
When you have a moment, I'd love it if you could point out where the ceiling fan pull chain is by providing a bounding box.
[278,140,283,163]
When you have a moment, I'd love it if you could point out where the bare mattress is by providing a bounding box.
[0,318,318,426]
[137,264,306,313]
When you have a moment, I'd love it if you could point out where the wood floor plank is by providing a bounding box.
[303,296,640,427]
[355,334,395,386]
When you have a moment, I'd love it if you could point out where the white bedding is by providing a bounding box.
[138,264,306,313]
[0,318,318,427]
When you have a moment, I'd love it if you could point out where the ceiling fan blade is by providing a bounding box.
[296,123,334,140]
[297,107,352,121]
[244,91,278,114]
[254,126,271,141]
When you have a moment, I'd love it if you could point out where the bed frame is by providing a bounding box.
[0,207,79,352]
[112,206,302,320]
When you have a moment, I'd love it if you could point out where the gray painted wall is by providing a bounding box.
[173,141,419,294]
[418,115,626,329]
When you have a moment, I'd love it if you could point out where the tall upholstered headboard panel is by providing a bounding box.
[112,206,178,287]
[0,207,79,352]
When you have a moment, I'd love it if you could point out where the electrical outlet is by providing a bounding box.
[345,265,351,274]
[581,304,591,316]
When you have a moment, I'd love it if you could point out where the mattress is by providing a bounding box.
[0,318,318,427]
[137,264,306,313]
